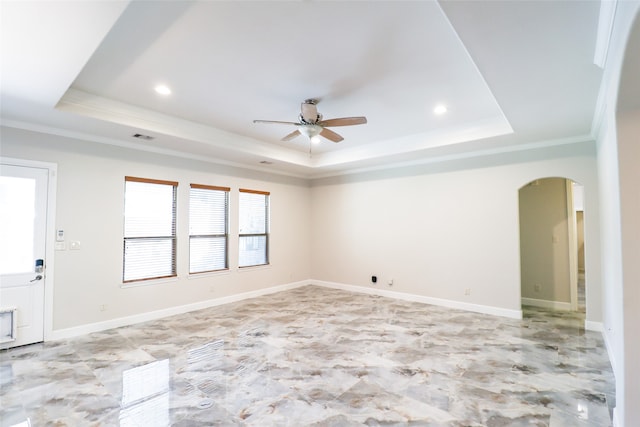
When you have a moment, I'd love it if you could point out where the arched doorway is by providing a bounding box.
[518,177,585,313]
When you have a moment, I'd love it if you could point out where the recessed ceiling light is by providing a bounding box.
[154,84,171,95]
[434,104,447,115]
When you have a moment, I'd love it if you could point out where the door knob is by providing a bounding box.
[30,275,43,282]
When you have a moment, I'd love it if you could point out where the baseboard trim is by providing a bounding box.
[521,297,572,311]
[313,280,522,319]
[49,280,309,341]
[585,320,604,333]
[50,279,528,340]
[602,325,618,375]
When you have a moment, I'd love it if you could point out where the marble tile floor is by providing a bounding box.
[0,285,615,426]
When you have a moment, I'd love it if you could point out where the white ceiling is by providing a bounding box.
[1,1,604,178]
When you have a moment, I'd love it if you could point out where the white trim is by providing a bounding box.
[521,297,572,311]
[567,180,579,312]
[120,276,179,289]
[2,118,595,182]
[309,135,594,180]
[612,407,620,427]
[0,119,309,180]
[315,280,522,319]
[49,280,308,341]
[48,279,529,341]
[0,157,57,344]
[585,320,604,333]
[187,269,231,280]
[593,0,618,68]
[602,325,618,375]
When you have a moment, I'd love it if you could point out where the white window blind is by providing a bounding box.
[123,177,177,282]
[238,189,269,267]
[189,184,229,273]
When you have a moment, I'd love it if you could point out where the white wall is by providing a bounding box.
[310,142,602,322]
[594,3,640,425]
[617,109,640,427]
[0,127,311,333]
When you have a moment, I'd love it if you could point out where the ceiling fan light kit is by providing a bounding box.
[254,99,367,144]
[298,124,323,139]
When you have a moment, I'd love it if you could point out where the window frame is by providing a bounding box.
[122,176,178,284]
[188,183,230,274]
[238,188,270,268]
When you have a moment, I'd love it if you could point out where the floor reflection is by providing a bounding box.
[120,359,170,426]
[0,285,615,426]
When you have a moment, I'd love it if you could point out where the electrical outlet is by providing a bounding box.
[371,276,377,284]
[388,278,394,286]
[534,284,541,292]
[464,288,471,296]
[99,304,107,312]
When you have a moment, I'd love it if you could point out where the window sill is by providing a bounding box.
[237,264,271,272]
[188,269,230,280]
[121,276,178,289]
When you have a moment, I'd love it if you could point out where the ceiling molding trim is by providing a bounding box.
[56,88,313,167]
[0,119,310,180]
[309,134,596,180]
[591,79,610,141]
[594,0,618,69]
[311,116,513,168]
[2,118,595,182]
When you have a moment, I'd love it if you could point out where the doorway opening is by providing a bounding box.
[518,177,585,313]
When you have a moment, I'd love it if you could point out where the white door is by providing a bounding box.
[0,163,49,349]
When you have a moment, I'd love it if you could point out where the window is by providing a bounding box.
[123,177,177,283]
[189,184,229,273]
[238,189,269,267]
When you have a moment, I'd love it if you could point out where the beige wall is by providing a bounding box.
[310,143,602,320]
[519,178,571,303]
[0,127,311,331]
[0,127,604,330]
[577,211,585,272]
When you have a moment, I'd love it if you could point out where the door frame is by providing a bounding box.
[566,180,579,312]
[1,157,57,342]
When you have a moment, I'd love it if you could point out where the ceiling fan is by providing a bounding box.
[253,99,367,143]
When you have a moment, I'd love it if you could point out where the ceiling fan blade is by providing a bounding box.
[253,120,298,126]
[320,128,344,143]
[281,129,301,141]
[301,101,318,123]
[319,117,367,127]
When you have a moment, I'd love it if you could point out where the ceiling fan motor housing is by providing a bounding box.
[301,99,321,124]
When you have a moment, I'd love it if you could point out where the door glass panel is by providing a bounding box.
[0,176,36,274]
